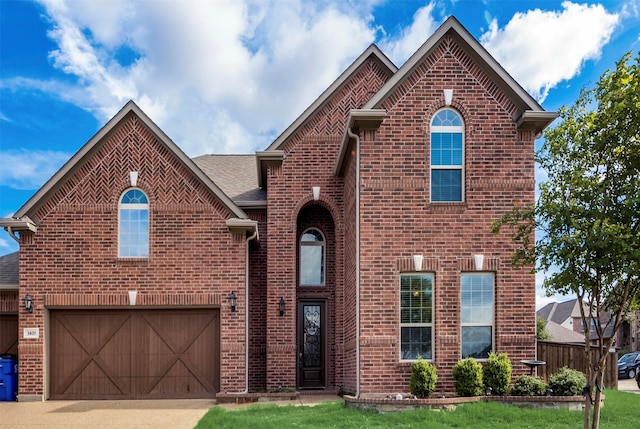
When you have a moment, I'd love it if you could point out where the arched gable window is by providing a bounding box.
[430,108,464,202]
[119,188,149,258]
[299,228,325,286]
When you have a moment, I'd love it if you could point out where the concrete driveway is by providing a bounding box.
[1,384,637,428]
[618,377,640,394]
[0,398,216,429]
[0,394,338,428]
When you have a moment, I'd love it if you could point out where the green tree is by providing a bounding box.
[493,51,640,429]
[536,317,551,340]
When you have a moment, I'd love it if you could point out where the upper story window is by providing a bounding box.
[119,188,149,258]
[300,228,325,286]
[400,273,434,360]
[461,273,494,359]
[430,108,464,202]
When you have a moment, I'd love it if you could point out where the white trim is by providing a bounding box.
[460,272,495,359]
[299,227,326,287]
[430,108,465,202]
[399,272,435,362]
[118,188,149,258]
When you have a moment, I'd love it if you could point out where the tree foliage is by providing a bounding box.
[536,317,551,340]
[493,51,640,429]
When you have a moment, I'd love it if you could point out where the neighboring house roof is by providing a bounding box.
[193,154,266,208]
[1,101,251,232]
[0,251,19,290]
[545,320,585,343]
[540,300,579,326]
[538,299,615,342]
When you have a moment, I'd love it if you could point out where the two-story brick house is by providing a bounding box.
[0,17,556,401]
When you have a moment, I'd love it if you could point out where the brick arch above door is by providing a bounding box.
[288,192,343,234]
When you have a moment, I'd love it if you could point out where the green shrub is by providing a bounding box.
[452,358,483,396]
[510,375,548,396]
[409,357,437,398]
[548,367,586,396]
[483,352,512,396]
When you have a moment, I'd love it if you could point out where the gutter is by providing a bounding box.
[347,127,362,398]
[0,217,38,242]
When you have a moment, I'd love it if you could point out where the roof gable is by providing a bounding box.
[13,101,248,222]
[364,16,556,129]
[264,44,397,152]
[257,45,397,188]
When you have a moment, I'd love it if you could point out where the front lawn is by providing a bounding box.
[195,389,638,428]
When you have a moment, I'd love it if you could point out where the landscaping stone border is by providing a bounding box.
[344,394,598,413]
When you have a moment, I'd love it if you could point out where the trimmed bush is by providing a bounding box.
[409,357,437,398]
[483,352,512,396]
[548,367,586,396]
[453,358,483,397]
[511,375,548,396]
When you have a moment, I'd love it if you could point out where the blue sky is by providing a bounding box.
[1,0,639,307]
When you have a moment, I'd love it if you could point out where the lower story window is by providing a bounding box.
[400,273,433,360]
[461,273,494,359]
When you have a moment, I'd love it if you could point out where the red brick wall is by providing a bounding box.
[342,141,358,394]
[265,56,393,391]
[247,208,267,391]
[17,114,248,398]
[356,36,536,394]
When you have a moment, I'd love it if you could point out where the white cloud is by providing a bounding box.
[34,0,378,156]
[0,236,14,252]
[378,2,439,65]
[480,1,619,102]
[0,150,71,190]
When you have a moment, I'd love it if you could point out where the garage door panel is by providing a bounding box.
[50,309,219,400]
[50,312,133,398]
[143,360,213,398]
[63,360,130,399]
[0,314,18,355]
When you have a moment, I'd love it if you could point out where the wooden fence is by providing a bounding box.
[536,340,618,389]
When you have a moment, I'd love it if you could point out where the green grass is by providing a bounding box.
[195,389,639,429]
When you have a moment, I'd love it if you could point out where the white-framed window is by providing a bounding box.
[461,273,494,359]
[299,228,325,286]
[430,108,464,202]
[400,273,434,360]
[118,188,149,258]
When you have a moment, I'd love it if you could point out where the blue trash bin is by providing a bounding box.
[0,355,17,401]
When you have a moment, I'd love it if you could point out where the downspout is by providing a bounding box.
[347,127,361,398]
[5,227,20,243]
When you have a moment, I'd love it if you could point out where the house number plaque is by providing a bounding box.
[23,327,39,339]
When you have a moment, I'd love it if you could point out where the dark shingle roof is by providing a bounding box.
[193,155,266,205]
[0,251,19,289]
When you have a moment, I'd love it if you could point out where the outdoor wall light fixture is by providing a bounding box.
[23,293,33,313]
[229,291,237,312]
[279,297,285,316]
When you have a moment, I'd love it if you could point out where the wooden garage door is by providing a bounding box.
[0,314,18,355]
[50,309,219,400]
